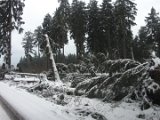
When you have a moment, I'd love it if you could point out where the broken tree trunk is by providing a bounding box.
[45,34,61,82]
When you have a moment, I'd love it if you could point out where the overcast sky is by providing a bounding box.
[4,0,160,66]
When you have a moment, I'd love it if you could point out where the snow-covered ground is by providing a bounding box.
[0,73,160,120]
[0,100,12,120]
[0,82,72,120]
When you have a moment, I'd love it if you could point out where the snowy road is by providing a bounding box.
[1,80,160,120]
[0,82,73,120]
[0,100,12,120]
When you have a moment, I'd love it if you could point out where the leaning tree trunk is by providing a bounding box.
[45,34,61,82]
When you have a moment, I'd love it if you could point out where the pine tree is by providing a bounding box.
[22,31,35,60]
[133,28,150,62]
[42,13,60,70]
[51,0,70,57]
[114,0,137,58]
[42,13,56,55]
[100,0,115,58]
[0,0,25,68]
[156,23,160,57]
[42,13,52,36]
[34,26,44,57]
[138,26,151,58]
[87,0,103,54]
[69,0,87,60]
[145,7,160,56]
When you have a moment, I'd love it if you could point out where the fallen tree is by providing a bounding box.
[74,58,160,109]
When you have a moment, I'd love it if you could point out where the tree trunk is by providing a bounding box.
[63,45,64,57]
[122,37,127,58]
[8,1,12,69]
[116,35,120,59]
[107,30,111,58]
[131,47,135,60]
[76,44,79,60]
[45,34,61,82]
[63,45,65,62]
[122,27,127,58]
[38,44,40,58]
[8,31,12,69]
[46,55,48,70]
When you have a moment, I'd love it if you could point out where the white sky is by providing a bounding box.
[2,0,160,66]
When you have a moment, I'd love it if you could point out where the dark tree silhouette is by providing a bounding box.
[0,0,25,68]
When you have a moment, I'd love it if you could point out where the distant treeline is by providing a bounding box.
[18,0,160,72]
[17,53,77,73]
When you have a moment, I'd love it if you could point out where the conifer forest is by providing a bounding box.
[0,0,160,120]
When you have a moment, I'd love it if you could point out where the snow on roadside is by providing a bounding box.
[64,96,160,120]
[0,82,75,120]
[0,81,160,120]
[0,100,12,120]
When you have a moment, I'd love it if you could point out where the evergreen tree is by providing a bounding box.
[41,13,55,54]
[133,29,150,62]
[34,26,44,57]
[42,13,52,36]
[87,0,103,54]
[114,0,137,58]
[0,0,25,68]
[156,23,160,57]
[42,13,62,54]
[69,0,87,60]
[138,26,151,59]
[51,0,70,57]
[22,31,35,60]
[134,8,160,60]
[100,0,115,58]
[145,7,160,56]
